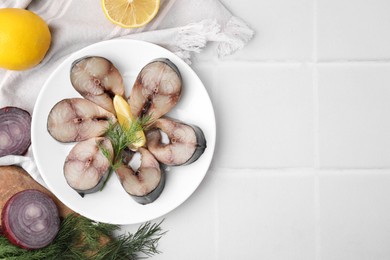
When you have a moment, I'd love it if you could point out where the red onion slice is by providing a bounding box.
[0,107,31,157]
[1,189,60,250]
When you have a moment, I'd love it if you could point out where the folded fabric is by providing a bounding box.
[0,0,254,187]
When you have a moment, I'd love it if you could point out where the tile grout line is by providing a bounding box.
[211,57,220,260]
[195,59,390,65]
[313,68,322,260]
[313,0,322,259]
[214,186,220,260]
[209,166,390,172]
[313,0,320,170]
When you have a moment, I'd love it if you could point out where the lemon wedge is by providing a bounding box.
[101,0,160,28]
[113,95,146,149]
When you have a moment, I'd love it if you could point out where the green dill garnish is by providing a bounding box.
[0,214,166,260]
[98,116,152,191]
[101,115,151,170]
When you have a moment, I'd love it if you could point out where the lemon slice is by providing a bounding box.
[101,0,160,28]
[113,95,146,149]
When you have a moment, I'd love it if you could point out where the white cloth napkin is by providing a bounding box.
[0,0,254,187]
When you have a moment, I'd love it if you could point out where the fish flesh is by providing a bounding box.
[115,147,165,204]
[47,98,116,143]
[146,117,206,166]
[128,58,182,123]
[63,137,113,197]
[70,56,124,114]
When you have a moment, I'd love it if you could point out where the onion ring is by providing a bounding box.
[1,189,60,249]
[0,107,31,157]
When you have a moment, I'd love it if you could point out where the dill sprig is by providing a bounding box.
[98,116,152,191]
[91,221,166,260]
[101,115,152,171]
[0,214,166,260]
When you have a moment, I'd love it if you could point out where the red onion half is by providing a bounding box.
[0,107,31,157]
[1,189,60,250]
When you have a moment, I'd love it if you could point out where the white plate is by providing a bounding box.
[31,39,216,225]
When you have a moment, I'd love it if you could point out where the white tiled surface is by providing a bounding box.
[217,170,316,260]
[319,171,390,260]
[317,0,390,60]
[122,0,390,259]
[214,63,315,168]
[319,64,390,168]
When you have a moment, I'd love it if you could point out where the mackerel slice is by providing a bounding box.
[115,148,165,205]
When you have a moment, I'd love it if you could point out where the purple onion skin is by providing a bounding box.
[0,107,31,157]
[1,189,60,250]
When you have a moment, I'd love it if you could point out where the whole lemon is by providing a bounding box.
[0,8,51,70]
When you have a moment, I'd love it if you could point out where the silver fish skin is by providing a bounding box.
[146,117,207,166]
[128,58,182,123]
[70,56,125,114]
[64,137,113,197]
[47,98,116,143]
[115,147,165,205]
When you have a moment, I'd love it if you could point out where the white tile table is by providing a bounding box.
[122,1,390,259]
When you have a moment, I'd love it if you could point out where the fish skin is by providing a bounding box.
[128,58,182,123]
